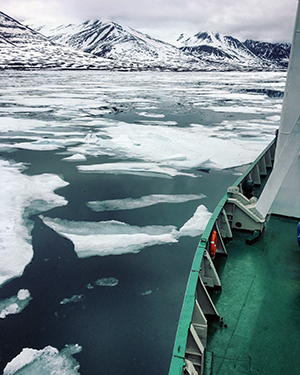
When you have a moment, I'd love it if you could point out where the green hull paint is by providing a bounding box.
[206,214,300,375]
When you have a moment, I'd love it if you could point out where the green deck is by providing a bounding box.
[205,215,300,375]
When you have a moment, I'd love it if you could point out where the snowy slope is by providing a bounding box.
[177,31,276,70]
[0,11,115,70]
[45,20,210,71]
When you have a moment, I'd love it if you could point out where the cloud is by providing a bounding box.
[1,0,297,43]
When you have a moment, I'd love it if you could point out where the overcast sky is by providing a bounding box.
[2,0,298,44]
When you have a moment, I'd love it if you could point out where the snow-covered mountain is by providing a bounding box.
[244,39,290,68]
[47,22,290,71]
[0,11,115,70]
[177,31,290,69]
[177,31,279,70]
[0,11,291,71]
[44,20,210,71]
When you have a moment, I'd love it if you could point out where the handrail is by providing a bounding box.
[168,137,276,375]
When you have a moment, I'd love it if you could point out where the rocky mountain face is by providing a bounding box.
[177,31,290,69]
[44,20,211,71]
[0,11,291,71]
[244,39,290,68]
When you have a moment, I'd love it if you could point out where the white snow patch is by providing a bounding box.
[0,159,69,286]
[3,344,82,375]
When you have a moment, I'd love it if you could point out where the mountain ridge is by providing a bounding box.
[0,11,291,71]
[0,11,117,70]
[176,31,289,68]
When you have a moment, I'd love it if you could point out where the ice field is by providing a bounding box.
[0,70,285,374]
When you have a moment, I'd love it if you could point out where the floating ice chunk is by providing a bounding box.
[137,112,165,118]
[60,295,84,305]
[161,154,187,162]
[86,108,111,116]
[3,344,82,375]
[0,303,20,318]
[95,278,119,287]
[86,120,271,171]
[267,115,281,122]
[87,194,206,212]
[0,160,69,286]
[77,162,192,178]
[39,216,178,257]
[17,289,30,300]
[62,153,87,162]
[12,139,66,151]
[139,120,178,126]
[0,117,49,133]
[84,132,98,143]
[141,290,152,296]
[179,205,212,237]
[210,106,262,114]
[0,289,32,319]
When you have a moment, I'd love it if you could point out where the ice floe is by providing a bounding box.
[77,162,193,178]
[0,159,69,286]
[39,203,211,258]
[39,216,179,257]
[139,120,178,126]
[62,153,87,162]
[84,132,98,143]
[137,112,165,118]
[73,121,275,172]
[85,278,119,289]
[179,205,212,237]
[0,289,32,319]
[0,117,50,133]
[1,71,284,172]
[95,278,119,287]
[3,344,82,375]
[60,294,84,305]
[87,194,206,212]
[141,290,152,296]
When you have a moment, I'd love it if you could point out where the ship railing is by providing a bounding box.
[168,137,276,375]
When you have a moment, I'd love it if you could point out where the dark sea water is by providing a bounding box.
[0,71,284,374]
